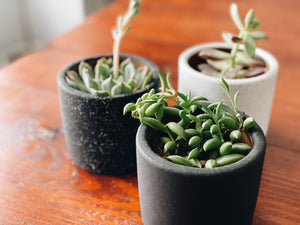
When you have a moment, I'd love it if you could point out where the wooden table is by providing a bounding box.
[0,0,299,224]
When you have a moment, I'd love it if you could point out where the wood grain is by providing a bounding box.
[0,0,299,224]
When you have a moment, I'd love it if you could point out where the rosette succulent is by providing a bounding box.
[198,3,267,79]
[65,0,152,96]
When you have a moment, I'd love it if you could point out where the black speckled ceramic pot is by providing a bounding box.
[136,118,266,225]
[58,54,159,175]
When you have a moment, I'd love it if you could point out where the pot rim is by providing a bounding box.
[58,53,159,100]
[178,42,279,86]
[136,120,266,177]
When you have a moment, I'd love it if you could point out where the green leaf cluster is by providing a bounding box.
[66,57,152,96]
[124,73,255,168]
[198,3,267,79]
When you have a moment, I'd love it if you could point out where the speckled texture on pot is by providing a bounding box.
[136,118,266,225]
[58,54,159,175]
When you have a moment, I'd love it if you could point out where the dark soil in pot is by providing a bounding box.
[58,54,159,175]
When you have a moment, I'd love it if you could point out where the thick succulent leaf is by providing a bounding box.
[89,88,110,96]
[123,102,136,115]
[142,117,168,133]
[135,66,149,88]
[199,48,231,60]
[249,31,267,40]
[111,82,133,95]
[167,122,187,140]
[66,70,90,92]
[244,9,254,29]
[141,72,153,88]
[198,63,220,77]
[66,75,89,93]
[165,73,176,95]
[248,18,261,29]
[82,68,99,90]
[158,71,167,92]
[207,59,231,71]
[244,67,265,77]
[236,52,265,67]
[123,60,136,83]
[120,58,132,72]
[126,79,138,90]
[127,0,140,19]
[167,155,194,167]
[79,61,94,79]
[95,60,110,81]
[244,32,256,57]
[230,3,244,30]
[101,76,118,93]
[191,96,208,104]
[233,91,240,107]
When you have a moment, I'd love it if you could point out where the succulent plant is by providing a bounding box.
[198,3,267,79]
[66,57,152,96]
[66,0,153,96]
[124,73,255,168]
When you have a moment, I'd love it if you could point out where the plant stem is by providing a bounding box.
[113,32,121,80]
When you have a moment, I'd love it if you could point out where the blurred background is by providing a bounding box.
[0,0,111,68]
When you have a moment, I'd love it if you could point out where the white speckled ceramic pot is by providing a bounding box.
[178,42,279,134]
[58,54,159,175]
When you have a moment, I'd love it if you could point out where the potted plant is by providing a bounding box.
[124,74,266,225]
[178,3,278,134]
[58,0,159,175]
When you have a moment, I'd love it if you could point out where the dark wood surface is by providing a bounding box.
[0,0,299,224]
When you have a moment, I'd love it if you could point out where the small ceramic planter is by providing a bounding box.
[58,54,159,175]
[136,119,266,225]
[178,42,279,134]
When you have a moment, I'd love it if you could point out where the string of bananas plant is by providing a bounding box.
[124,73,255,168]
[65,0,152,96]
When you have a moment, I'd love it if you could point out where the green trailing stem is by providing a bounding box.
[124,73,256,168]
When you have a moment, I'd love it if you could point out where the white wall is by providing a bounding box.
[0,0,110,68]
[19,0,85,48]
[0,0,24,66]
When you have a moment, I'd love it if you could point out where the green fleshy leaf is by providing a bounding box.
[81,68,99,90]
[167,122,187,140]
[89,88,110,96]
[79,61,94,78]
[158,71,167,93]
[244,9,254,29]
[142,117,168,133]
[244,32,256,57]
[123,60,136,82]
[230,3,244,30]
[233,91,240,108]
[141,72,153,88]
[135,66,149,88]
[167,155,194,167]
[111,82,132,95]
[95,60,110,81]
[101,76,118,93]
[123,102,136,115]
[248,18,261,29]
[249,31,267,40]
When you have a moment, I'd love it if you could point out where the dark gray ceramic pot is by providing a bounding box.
[58,54,159,175]
[136,119,266,225]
